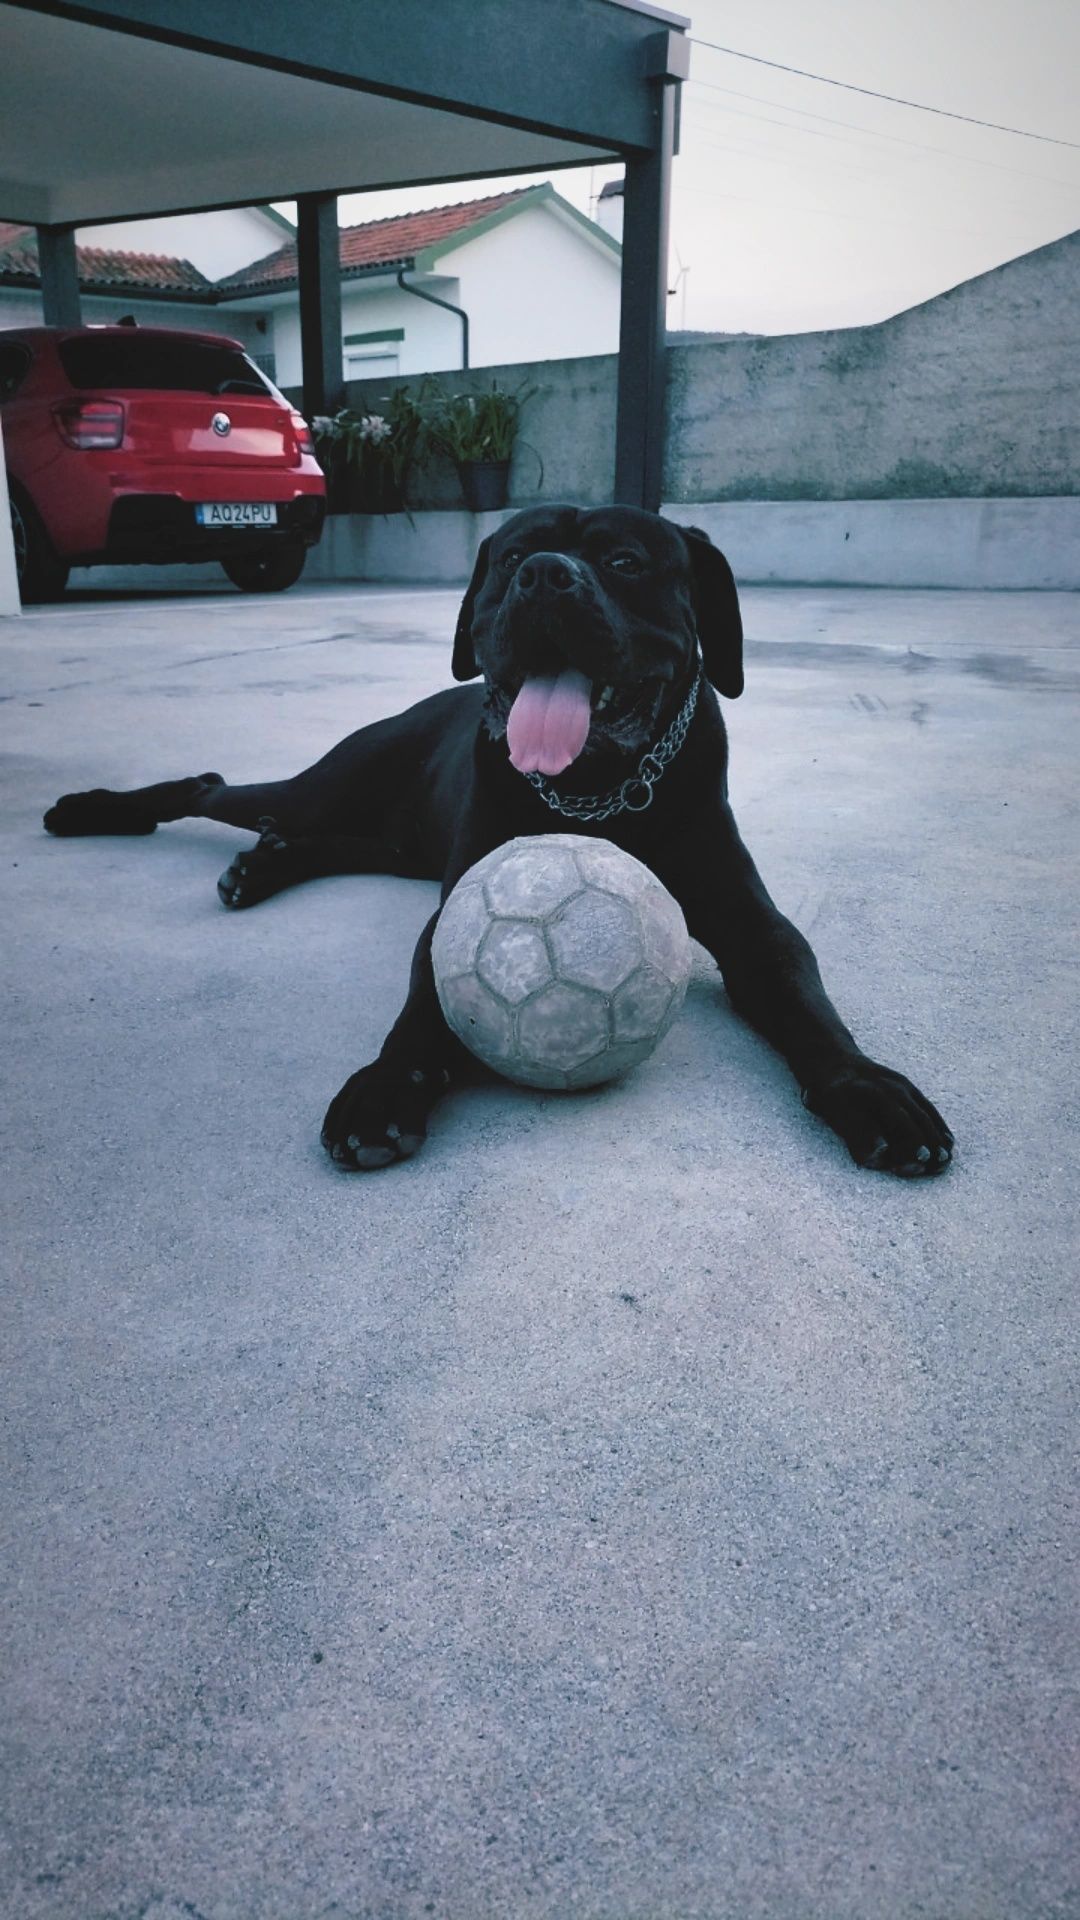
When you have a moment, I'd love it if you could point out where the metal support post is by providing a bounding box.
[37,226,81,327]
[613,31,687,511]
[297,193,344,419]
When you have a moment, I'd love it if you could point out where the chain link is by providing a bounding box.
[523,669,702,823]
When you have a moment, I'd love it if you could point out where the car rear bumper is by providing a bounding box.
[67,486,325,566]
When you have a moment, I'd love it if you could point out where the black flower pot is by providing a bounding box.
[327,465,404,516]
[458,459,510,512]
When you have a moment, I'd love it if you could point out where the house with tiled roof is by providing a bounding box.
[0,203,290,374]
[0,184,621,387]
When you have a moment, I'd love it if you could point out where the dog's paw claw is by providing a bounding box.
[345,1137,397,1170]
[217,820,294,909]
[805,1062,953,1178]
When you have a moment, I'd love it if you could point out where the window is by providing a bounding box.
[0,340,32,401]
[344,349,400,379]
[342,327,403,383]
[57,335,273,396]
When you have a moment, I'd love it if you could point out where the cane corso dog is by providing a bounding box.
[45,505,953,1177]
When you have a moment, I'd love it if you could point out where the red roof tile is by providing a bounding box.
[0,226,211,295]
[216,187,535,293]
[0,188,545,303]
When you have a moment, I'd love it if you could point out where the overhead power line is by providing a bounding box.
[686,77,1080,191]
[689,37,1080,151]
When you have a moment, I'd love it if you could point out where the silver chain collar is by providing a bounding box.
[521,669,702,823]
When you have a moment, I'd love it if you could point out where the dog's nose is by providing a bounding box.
[516,552,578,598]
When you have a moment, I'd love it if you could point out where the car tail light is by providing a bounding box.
[54,400,125,449]
[291,413,315,455]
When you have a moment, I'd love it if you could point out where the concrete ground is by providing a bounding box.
[2,577,1078,1920]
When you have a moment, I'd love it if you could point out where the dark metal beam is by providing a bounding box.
[297,193,343,420]
[36,224,81,325]
[9,0,685,153]
[613,32,685,511]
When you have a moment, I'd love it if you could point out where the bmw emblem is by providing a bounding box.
[211,411,231,436]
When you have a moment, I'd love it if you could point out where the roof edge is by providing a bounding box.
[412,181,619,268]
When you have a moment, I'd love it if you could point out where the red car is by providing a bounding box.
[1,324,326,600]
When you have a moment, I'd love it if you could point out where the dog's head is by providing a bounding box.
[452,505,743,779]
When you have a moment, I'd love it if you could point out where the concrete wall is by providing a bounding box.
[310,352,618,512]
[297,498,1080,591]
[333,226,1079,515]
[666,228,1080,503]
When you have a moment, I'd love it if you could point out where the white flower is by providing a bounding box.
[310,416,335,435]
[360,414,392,444]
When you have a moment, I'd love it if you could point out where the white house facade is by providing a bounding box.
[0,185,623,387]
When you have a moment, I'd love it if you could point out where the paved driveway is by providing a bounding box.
[3,580,1078,1919]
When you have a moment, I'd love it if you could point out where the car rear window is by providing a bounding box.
[57,335,273,397]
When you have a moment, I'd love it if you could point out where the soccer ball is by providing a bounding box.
[432,834,691,1090]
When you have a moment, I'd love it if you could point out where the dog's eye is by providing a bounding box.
[501,549,524,572]
[607,550,644,575]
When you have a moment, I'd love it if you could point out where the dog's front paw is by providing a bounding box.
[803,1061,954,1177]
[321,1058,449,1171]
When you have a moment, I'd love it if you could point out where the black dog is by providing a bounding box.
[45,505,953,1178]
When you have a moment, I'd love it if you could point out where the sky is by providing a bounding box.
[285,0,1080,337]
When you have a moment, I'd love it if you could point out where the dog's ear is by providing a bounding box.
[452,535,493,682]
[680,525,744,698]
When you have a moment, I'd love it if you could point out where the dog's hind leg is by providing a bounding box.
[44,773,307,838]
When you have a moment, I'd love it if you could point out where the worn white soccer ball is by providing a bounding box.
[432,834,692,1090]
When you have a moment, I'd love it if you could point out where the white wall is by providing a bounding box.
[0,414,20,615]
[268,204,621,388]
[0,289,43,329]
[0,284,272,360]
[1,200,620,393]
[269,278,463,391]
[76,207,287,279]
[452,202,620,366]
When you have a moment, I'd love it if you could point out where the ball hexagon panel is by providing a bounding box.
[483,844,583,919]
[516,981,612,1082]
[611,964,680,1044]
[476,918,553,1005]
[547,888,641,993]
[572,839,653,900]
[564,1037,655,1088]
[636,883,693,982]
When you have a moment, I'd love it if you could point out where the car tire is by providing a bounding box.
[9,482,70,603]
[220,539,307,593]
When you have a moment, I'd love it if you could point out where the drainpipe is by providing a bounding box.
[396,269,469,369]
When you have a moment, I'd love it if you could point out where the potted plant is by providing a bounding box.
[311,385,424,515]
[424,379,539,512]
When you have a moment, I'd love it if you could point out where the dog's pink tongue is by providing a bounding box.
[507,669,592,776]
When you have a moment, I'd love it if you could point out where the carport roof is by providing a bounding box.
[0,0,688,228]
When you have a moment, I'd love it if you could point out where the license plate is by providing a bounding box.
[195,502,278,527]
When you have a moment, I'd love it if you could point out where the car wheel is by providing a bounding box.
[220,539,307,593]
[8,482,70,602]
